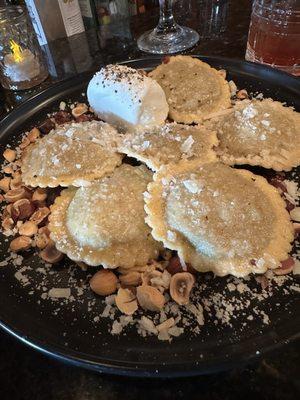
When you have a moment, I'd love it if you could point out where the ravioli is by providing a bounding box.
[207,99,300,171]
[145,161,294,277]
[21,121,122,187]
[149,55,231,124]
[118,123,218,171]
[48,164,162,268]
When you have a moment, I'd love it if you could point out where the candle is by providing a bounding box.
[3,40,40,82]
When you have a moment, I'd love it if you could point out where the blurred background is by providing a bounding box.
[0,0,251,116]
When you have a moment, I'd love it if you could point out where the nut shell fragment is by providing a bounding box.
[3,149,16,163]
[4,187,31,203]
[32,188,47,202]
[72,103,88,118]
[0,177,11,192]
[30,207,50,225]
[119,271,141,287]
[27,128,40,143]
[18,221,38,237]
[169,272,195,305]
[156,317,175,332]
[3,165,13,175]
[115,288,138,315]
[10,235,32,252]
[40,241,63,263]
[11,199,35,221]
[19,137,31,149]
[2,216,14,231]
[35,226,50,249]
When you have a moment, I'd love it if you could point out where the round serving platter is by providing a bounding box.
[0,56,299,377]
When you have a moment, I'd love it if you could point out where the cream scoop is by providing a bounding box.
[87,64,169,132]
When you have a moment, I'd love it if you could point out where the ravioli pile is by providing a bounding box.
[21,56,299,278]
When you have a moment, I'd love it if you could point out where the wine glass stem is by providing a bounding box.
[157,0,177,33]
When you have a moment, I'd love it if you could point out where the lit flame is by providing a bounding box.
[10,40,23,63]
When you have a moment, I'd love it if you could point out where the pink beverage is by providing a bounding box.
[245,0,300,76]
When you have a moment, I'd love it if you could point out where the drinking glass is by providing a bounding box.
[137,0,199,54]
[245,0,300,76]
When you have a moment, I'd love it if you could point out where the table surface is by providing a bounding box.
[0,1,299,399]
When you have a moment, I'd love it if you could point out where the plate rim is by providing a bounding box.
[0,55,299,378]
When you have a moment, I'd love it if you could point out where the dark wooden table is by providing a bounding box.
[0,1,299,399]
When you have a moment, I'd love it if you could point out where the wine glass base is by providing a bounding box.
[137,25,199,54]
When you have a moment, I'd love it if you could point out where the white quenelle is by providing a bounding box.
[87,64,169,132]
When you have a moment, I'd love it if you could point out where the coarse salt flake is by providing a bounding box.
[48,288,71,299]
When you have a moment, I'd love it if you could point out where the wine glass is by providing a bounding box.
[137,0,199,54]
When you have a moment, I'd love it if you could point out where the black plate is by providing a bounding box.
[0,56,299,377]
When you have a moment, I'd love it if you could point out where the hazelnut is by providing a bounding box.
[90,270,118,296]
[274,266,294,276]
[115,288,138,315]
[38,226,50,237]
[274,257,295,275]
[119,271,142,287]
[32,200,47,209]
[166,256,183,275]
[141,269,171,292]
[161,249,172,261]
[10,180,22,190]
[14,159,22,168]
[4,187,31,203]
[3,165,14,174]
[10,235,32,252]
[27,128,40,142]
[10,170,22,182]
[118,265,148,275]
[0,177,11,192]
[30,207,50,225]
[32,188,47,202]
[39,118,55,134]
[136,285,165,312]
[293,222,300,237]
[39,241,63,263]
[11,198,35,220]
[290,207,300,222]
[3,149,16,163]
[35,226,50,249]
[169,272,195,305]
[38,226,50,236]
[72,103,88,118]
[3,203,13,217]
[19,137,31,149]
[141,269,162,286]
[236,89,248,100]
[2,216,14,231]
[18,221,38,237]
[53,111,72,125]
